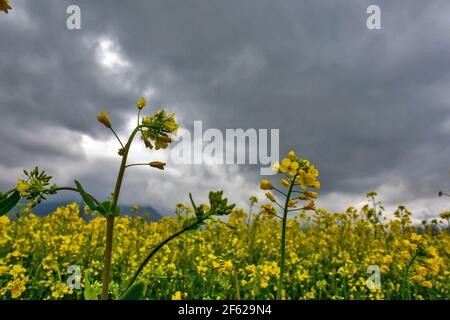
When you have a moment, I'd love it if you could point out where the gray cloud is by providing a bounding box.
[1,0,450,220]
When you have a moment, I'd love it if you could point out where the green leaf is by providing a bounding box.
[0,191,20,217]
[83,278,100,300]
[97,201,111,215]
[120,281,146,300]
[74,180,97,211]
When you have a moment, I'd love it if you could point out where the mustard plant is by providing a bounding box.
[0,97,181,299]
[122,190,235,298]
[259,150,320,299]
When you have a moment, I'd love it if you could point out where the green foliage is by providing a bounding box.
[75,180,119,216]
[190,191,235,220]
[20,167,57,206]
[0,191,20,217]
[83,278,101,300]
[0,167,57,216]
[120,281,146,300]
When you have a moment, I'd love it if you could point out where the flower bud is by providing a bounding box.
[287,199,298,208]
[96,112,112,128]
[260,179,273,190]
[142,137,154,149]
[136,97,147,110]
[302,200,316,211]
[149,161,166,170]
[265,192,276,202]
[304,191,318,199]
[0,0,12,14]
[158,135,173,143]
[16,179,30,193]
[280,179,290,188]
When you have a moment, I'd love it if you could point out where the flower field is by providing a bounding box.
[0,98,449,300]
[1,200,449,300]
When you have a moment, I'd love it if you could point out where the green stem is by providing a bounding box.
[101,215,115,300]
[233,268,241,300]
[248,212,261,263]
[247,203,253,225]
[447,218,450,235]
[277,174,297,300]
[272,187,287,197]
[125,163,150,169]
[101,125,141,300]
[124,219,204,293]
[400,252,417,299]
[110,128,125,149]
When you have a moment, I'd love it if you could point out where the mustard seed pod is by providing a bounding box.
[149,161,166,170]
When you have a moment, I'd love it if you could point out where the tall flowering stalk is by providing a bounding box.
[0,97,179,300]
[259,150,320,299]
[95,98,179,299]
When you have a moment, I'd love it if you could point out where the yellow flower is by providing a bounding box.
[0,0,12,14]
[7,277,28,299]
[149,161,166,170]
[16,179,30,193]
[272,162,280,172]
[412,275,424,282]
[279,157,301,176]
[197,265,208,273]
[265,192,276,202]
[96,112,112,128]
[421,281,433,288]
[296,171,320,189]
[163,114,179,133]
[280,179,290,188]
[380,265,390,273]
[136,97,147,110]
[288,162,299,176]
[280,158,291,173]
[288,150,296,159]
[10,265,26,277]
[171,291,183,300]
[260,179,273,190]
[224,260,233,271]
[382,255,393,264]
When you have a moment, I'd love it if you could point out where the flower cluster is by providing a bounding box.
[141,110,179,150]
[260,150,320,211]
[14,167,57,207]
[273,151,320,189]
[0,0,11,14]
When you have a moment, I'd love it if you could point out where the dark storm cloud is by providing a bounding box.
[1,0,450,218]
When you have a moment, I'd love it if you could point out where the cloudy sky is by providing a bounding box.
[1,0,450,221]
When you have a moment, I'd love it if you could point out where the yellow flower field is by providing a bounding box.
[1,201,448,300]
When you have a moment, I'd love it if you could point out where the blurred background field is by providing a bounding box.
[0,201,448,300]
